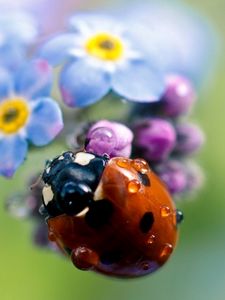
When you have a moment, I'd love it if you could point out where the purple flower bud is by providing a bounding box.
[33,222,50,248]
[133,118,176,162]
[155,160,187,195]
[161,74,196,117]
[175,123,205,155]
[33,222,60,252]
[86,120,133,158]
[185,161,204,193]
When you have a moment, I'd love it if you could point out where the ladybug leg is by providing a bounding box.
[71,246,99,271]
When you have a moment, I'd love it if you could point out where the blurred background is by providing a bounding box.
[0,0,225,299]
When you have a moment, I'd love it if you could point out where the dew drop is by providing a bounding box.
[147,234,156,245]
[86,127,116,156]
[161,206,171,217]
[160,243,173,258]
[176,209,184,224]
[71,246,99,271]
[132,159,149,174]
[128,180,141,194]
[117,159,129,168]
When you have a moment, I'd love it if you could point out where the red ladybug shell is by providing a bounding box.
[48,157,178,278]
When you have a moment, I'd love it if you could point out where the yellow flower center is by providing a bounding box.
[0,98,30,134]
[85,33,124,61]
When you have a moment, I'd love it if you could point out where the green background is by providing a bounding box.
[0,0,225,299]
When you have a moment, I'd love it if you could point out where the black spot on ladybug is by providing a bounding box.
[140,212,154,233]
[176,209,184,225]
[100,251,121,265]
[138,172,150,186]
[85,200,113,229]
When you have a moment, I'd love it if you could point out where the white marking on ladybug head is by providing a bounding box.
[58,155,64,160]
[45,167,51,174]
[42,185,54,206]
[74,152,95,166]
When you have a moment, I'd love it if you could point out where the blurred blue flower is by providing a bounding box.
[0,59,63,177]
[0,11,38,70]
[123,1,218,86]
[39,13,165,107]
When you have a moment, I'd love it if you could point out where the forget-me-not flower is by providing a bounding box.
[0,59,63,177]
[0,11,38,70]
[123,2,218,86]
[39,13,165,107]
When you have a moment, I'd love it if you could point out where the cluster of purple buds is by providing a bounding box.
[82,74,204,198]
[134,75,205,197]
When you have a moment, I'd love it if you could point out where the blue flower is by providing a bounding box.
[0,11,38,70]
[39,13,165,107]
[0,59,63,178]
[123,2,218,86]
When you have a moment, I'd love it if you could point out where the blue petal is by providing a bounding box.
[0,44,25,71]
[69,12,124,34]
[123,3,218,86]
[0,12,38,45]
[15,59,53,99]
[38,33,78,66]
[0,135,28,178]
[0,67,13,100]
[112,60,165,102]
[60,60,111,107]
[26,97,63,146]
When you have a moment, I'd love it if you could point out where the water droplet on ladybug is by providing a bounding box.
[161,206,171,217]
[176,209,184,224]
[128,180,141,194]
[71,246,99,271]
[160,243,173,258]
[132,159,149,174]
[147,234,156,245]
[117,159,129,169]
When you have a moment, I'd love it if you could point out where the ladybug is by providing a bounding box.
[41,151,182,278]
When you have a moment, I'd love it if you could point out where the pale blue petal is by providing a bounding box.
[0,45,25,71]
[69,13,124,34]
[60,60,111,107]
[0,67,13,100]
[26,97,63,146]
[38,33,77,66]
[112,60,165,102]
[123,3,218,85]
[15,59,53,99]
[0,11,38,45]
[0,135,28,178]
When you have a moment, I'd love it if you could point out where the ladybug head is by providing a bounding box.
[41,151,109,218]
